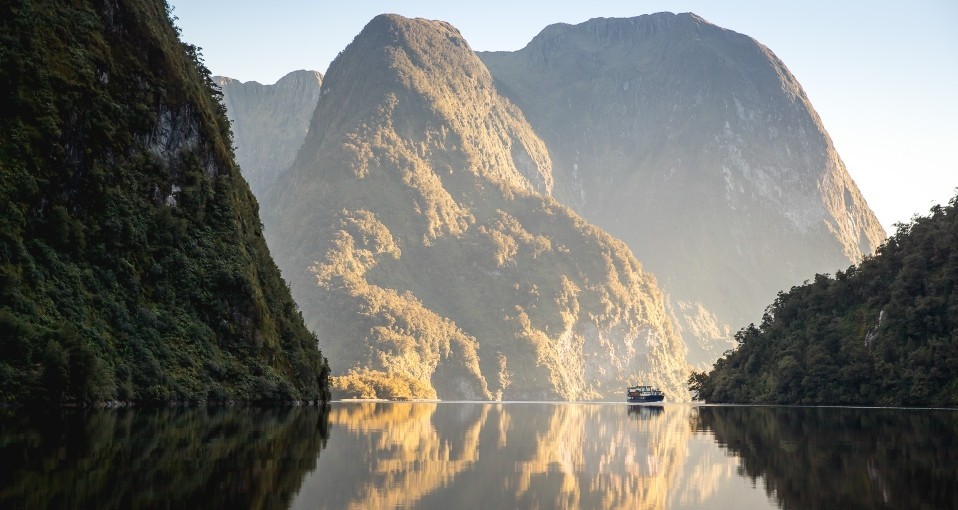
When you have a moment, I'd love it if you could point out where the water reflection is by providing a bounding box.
[695,406,958,510]
[628,404,664,420]
[295,403,768,509]
[0,406,330,509]
[3,403,953,509]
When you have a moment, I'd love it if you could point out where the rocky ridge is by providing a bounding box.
[263,14,691,400]
[214,70,323,199]
[479,13,886,365]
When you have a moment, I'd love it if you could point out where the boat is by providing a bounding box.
[626,385,665,403]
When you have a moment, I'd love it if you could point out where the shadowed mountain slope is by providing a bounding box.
[214,70,323,199]
[480,13,886,366]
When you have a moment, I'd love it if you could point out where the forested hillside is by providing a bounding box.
[691,194,958,406]
[0,0,329,404]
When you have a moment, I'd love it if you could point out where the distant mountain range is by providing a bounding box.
[217,12,887,399]
[214,70,323,200]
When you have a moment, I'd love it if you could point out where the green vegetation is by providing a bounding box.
[266,14,690,401]
[0,0,328,404]
[691,194,958,406]
[313,209,488,400]
[479,15,888,371]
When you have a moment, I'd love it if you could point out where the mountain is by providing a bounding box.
[479,13,887,366]
[0,0,329,403]
[263,14,691,400]
[690,195,958,406]
[214,70,323,199]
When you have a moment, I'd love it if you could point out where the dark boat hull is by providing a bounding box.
[627,395,665,403]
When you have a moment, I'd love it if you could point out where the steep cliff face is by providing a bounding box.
[214,70,322,199]
[480,13,886,366]
[0,0,328,403]
[264,14,690,400]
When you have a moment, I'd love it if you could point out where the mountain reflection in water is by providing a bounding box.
[2,403,954,509]
[294,403,771,509]
[295,403,958,510]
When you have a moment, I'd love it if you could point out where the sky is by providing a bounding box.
[169,0,958,235]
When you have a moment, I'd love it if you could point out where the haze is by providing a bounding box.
[170,0,958,235]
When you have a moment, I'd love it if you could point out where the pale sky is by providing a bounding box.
[169,0,958,235]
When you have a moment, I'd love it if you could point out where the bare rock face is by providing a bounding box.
[479,13,886,366]
[263,14,691,400]
[214,70,323,199]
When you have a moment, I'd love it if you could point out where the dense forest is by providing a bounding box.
[0,0,329,404]
[691,193,958,406]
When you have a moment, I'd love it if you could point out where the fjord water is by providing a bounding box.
[2,404,955,509]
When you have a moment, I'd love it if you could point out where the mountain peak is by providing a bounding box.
[480,13,886,367]
[329,13,478,89]
[214,69,322,90]
[532,12,712,44]
[367,13,464,36]
[344,13,471,66]
[275,69,323,88]
[308,12,554,196]
[260,15,691,401]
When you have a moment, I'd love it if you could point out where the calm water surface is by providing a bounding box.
[2,403,955,509]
